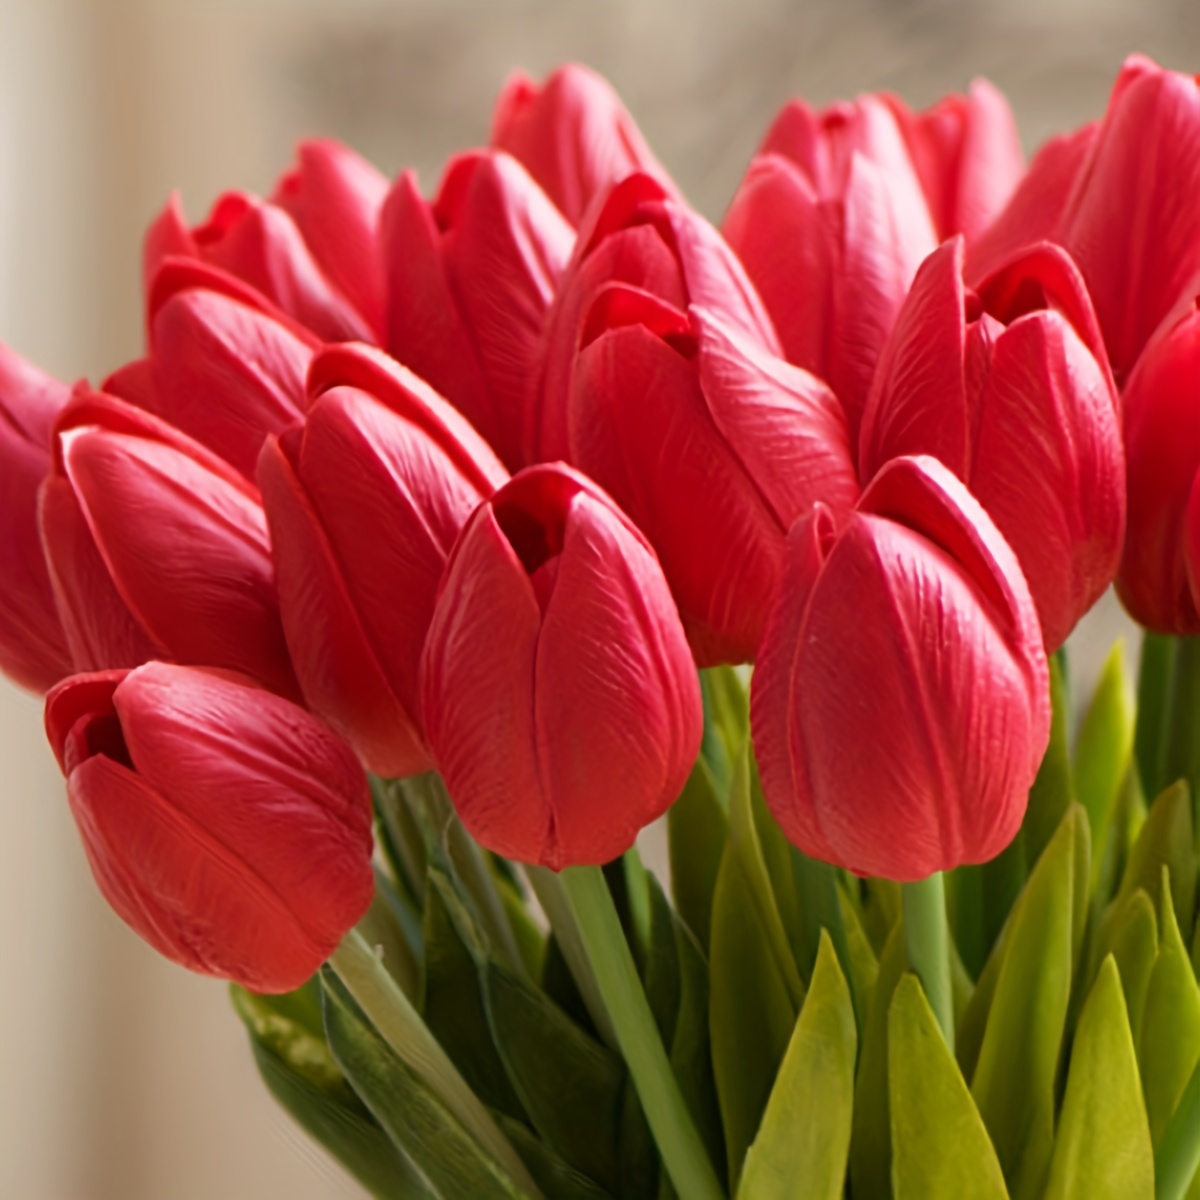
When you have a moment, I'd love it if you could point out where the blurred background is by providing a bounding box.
[0,0,1193,1196]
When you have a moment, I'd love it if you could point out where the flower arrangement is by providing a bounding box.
[2,54,1199,1199]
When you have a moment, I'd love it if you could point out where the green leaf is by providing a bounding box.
[494,1114,616,1200]
[709,752,802,1193]
[749,760,806,980]
[1023,656,1076,871]
[667,759,728,953]
[232,981,433,1199]
[421,870,528,1122]
[1075,641,1135,883]
[838,882,880,1033]
[971,807,1086,1200]
[357,866,423,1002]
[322,968,528,1199]
[1139,872,1200,1146]
[1135,633,1176,801]
[482,958,627,1194]
[1043,957,1155,1200]
[372,774,429,906]
[888,974,1010,1200]
[738,933,856,1200]
[849,918,909,1200]
[1095,888,1159,1043]
[861,877,902,958]
[699,665,748,795]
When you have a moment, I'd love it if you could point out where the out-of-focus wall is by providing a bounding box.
[0,0,1193,1196]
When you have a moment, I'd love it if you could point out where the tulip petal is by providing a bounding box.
[143,192,199,292]
[258,433,430,778]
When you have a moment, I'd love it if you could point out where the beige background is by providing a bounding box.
[0,0,1193,1196]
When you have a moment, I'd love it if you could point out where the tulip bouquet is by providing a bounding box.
[3,53,1200,1200]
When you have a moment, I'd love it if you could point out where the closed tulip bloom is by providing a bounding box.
[45,663,374,992]
[381,150,574,470]
[145,176,376,345]
[972,56,1200,381]
[723,94,937,437]
[490,62,676,226]
[39,391,298,696]
[1117,295,1200,634]
[259,342,508,777]
[0,345,73,691]
[860,238,1124,651]
[570,292,857,665]
[751,455,1050,881]
[536,172,780,463]
[422,464,701,869]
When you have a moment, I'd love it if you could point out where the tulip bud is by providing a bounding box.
[885,79,1024,243]
[381,151,574,470]
[45,663,374,992]
[258,342,508,777]
[1117,295,1200,634]
[270,139,389,340]
[861,238,1123,651]
[421,463,701,869]
[39,391,298,696]
[145,184,375,345]
[537,172,780,463]
[570,293,857,665]
[751,455,1050,881]
[723,94,938,437]
[490,63,675,226]
[0,345,74,691]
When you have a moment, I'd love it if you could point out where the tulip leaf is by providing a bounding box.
[838,882,879,1033]
[861,877,902,957]
[321,968,528,1199]
[1094,887,1158,1043]
[737,933,856,1200]
[708,779,801,1193]
[1022,655,1076,871]
[699,665,748,796]
[749,760,807,975]
[971,807,1086,1200]
[232,981,434,1199]
[1139,871,1200,1146]
[357,866,422,1002]
[667,758,728,952]
[1135,633,1176,801]
[849,918,909,1200]
[1074,641,1135,881]
[888,974,1010,1200]
[493,1113,616,1200]
[1043,957,1155,1200]
[372,774,428,907]
[422,870,529,1123]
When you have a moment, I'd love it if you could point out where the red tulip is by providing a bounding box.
[723,94,937,438]
[860,238,1124,651]
[381,150,574,470]
[421,463,701,869]
[0,345,73,691]
[45,663,373,992]
[570,292,857,665]
[490,62,675,225]
[1117,294,1200,634]
[259,342,508,778]
[145,171,377,345]
[536,172,780,463]
[751,455,1050,881]
[270,138,389,340]
[39,390,298,696]
[885,79,1024,243]
[972,56,1200,382]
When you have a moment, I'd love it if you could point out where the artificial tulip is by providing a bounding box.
[39,390,298,696]
[751,455,1050,881]
[258,342,508,777]
[723,94,937,437]
[535,171,780,463]
[421,463,701,869]
[1117,294,1200,634]
[971,56,1200,381]
[859,238,1124,651]
[0,345,73,691]
[45,663,373,992]
[490,62,675,225]
[145,170,377,345]
[570,292,857,665]
[381,150,574,470]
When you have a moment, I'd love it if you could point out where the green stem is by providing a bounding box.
[1135,634,1176,802]
[902,873,955,1051]
[1156,1054,1200,1200]
[1161,636,1200,831]
[561,865,726,1200]
[328,928,545,1200]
